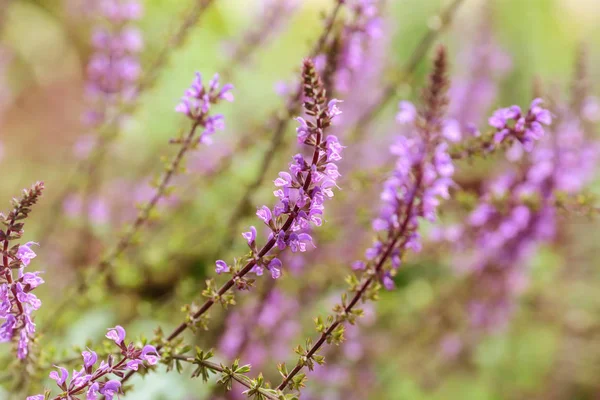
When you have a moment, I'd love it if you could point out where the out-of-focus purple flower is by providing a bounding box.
[82,0,144,134]
[488,98,552,152]
[333,0,382,94]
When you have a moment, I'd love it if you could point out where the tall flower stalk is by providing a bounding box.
[0,182,44,360]
[120,58,344,385]
[276,47,454,393]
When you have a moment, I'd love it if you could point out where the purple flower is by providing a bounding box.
[16,242,38,266]
[267,258,282,279]
[382,274,395,290]
[176,73,233,132]
[215,260,230,274]
[396,101,417,124]
[274,172,293,187]
[327,99,343,118]
[295,117,311,143]
[99,380,121,400]
[242,226,257,245]
[141,344,160,365]
[126,359,144,370]
[49,366,69,386]
[256,206,272,224]
[82,348,98,369]
[19,271,44,289]
[87,382,100,400]
[488,99,552,152]
[106,325,126,345]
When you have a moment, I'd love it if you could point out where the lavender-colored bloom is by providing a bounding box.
[176,73,233,145]
[218,59,343,281]
[441,97,598,339]
[0,184,44,360]
[242,226,257,245]
[83,348,98,369]
[488,98,552,152]
[106,325,126,345]
[215,260,230,274]
[16,242,38,266]
[49,366,69,386]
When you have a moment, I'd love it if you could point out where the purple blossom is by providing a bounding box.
[106,325,126,345]
[217,59,343,281]
[0,185,44,359]
[215,260,230,274]
[50,366,69,387]
[16,242,38,266]
[488,98,552,152]
[83,348,98,369]
[175,73,233,144]
[242,226,257,245]
[256,205,272,224]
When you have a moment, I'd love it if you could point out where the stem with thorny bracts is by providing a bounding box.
[278,182,419,391]
[170,355,280,400]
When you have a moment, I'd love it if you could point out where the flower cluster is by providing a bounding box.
[0,182,44,360]
[449,100,596,333]
[222,59,342,279]
[488,98,553,152]
[175,72,234,143]
[28,325,159,400]
[83,0,143,131]
[215,59,343,279]
[360,48,453,289]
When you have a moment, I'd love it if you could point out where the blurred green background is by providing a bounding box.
[1,0,600,399]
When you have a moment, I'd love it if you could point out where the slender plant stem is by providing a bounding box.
[277,172,421,391]
[170,355,280,400]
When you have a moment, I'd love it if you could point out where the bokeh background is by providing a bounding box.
[1,0,600,399]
